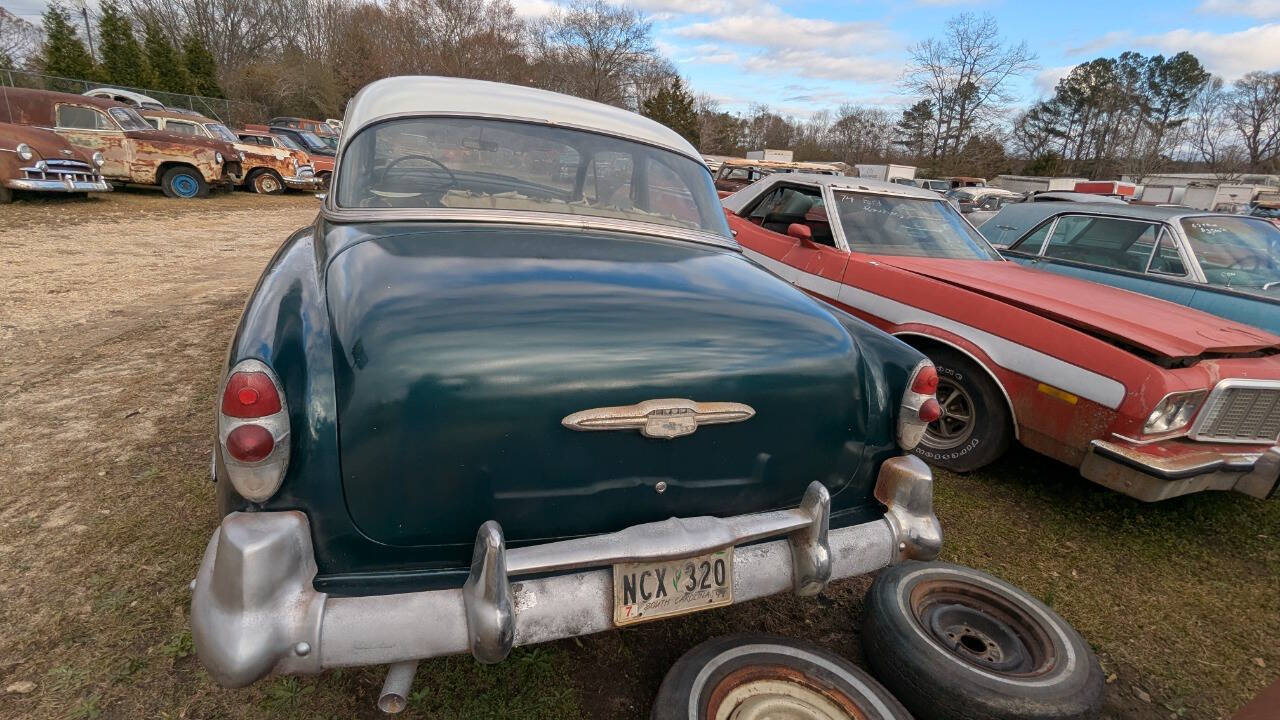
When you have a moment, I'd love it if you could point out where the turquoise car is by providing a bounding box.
[980,202,1280,334]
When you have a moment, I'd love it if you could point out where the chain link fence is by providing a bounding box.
[0,68,268,127]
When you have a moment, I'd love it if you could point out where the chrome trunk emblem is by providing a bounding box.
[562,399,755,439]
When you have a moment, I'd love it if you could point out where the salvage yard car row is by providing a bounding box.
[0,86,335,201]
[180,76,1278,720]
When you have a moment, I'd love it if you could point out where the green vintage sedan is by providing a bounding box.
[191,76,944,710]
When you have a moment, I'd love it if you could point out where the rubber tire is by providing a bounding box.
[652,633,913,719]
[912,348,1011,472]
[317,171,331,189]
[160,166,209,199]
[862,562,1104,720]
[251,169,285,195]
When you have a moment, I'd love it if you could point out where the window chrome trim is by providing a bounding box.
[320,206,741,251]
[1189,378,1280,444]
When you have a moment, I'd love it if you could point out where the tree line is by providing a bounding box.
[3,1,1277,178]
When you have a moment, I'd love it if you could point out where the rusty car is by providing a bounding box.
[245,123,335,184]
[0,87,242,199]
[140,109,321,194]
[1,121,110,202]
[725,173,1280,503]
[713,157,846,196]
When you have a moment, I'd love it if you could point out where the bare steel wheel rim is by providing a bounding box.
[908,579,1057,678]
[707,666,869,720]
[257,174,282,193]
[921,377,974,451]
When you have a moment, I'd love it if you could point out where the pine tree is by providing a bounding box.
[38,3,97,84]
[181,33,222,98]
[97,1,152,88]
[143,19,189,94]
[642,76,700,147]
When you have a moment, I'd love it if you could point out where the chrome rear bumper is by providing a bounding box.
[191,455,940,689]
[1083,440,1280,501]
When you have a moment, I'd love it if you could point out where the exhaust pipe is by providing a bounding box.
[377,660,418,714]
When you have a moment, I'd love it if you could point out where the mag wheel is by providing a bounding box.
[862,562,1104,720]
[913,348,1010,472]
[652,634,913,720]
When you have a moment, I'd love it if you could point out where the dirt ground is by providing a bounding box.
[0,189,1276,720]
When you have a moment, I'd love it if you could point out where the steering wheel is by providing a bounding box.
[375,154,457,196]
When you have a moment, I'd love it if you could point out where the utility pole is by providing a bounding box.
[80,5,95,59]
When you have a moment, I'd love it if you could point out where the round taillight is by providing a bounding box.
[221,371,281,418]
[912,365,939,396]
[918,398,942,423]
[226,424,274,462]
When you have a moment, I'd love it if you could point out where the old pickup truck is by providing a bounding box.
[1,121,110,202]
[192,76,952,712]
[0,87,241,198]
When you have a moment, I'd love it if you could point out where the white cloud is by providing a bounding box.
[674,13,897,54]
[1196,0,1280,19]
[1135,23,1280,78]
[743,50,903,83]
[1034,65,1073,94]
[509,0,559,18]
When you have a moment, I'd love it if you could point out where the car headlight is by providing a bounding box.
[215,151,224,164]
[1143,390,1206,435]
[92,151,105,167]
[16,143,33,161]
[238,151,245,162]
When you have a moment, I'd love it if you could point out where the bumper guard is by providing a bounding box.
[1083,440,1280,501]
[191,455,940,692]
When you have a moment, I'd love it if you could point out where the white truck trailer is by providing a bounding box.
[855,164,917,183]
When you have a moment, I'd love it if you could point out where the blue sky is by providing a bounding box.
[8,0,1280,117]
[514,0,1280,116]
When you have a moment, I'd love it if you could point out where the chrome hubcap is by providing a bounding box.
[715,679,858,720]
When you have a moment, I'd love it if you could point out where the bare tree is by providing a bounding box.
[829,104,895,164]
[903,13,1036,166]
[0,7,41,67]
[1228,71,1280,172]
[533,0,656,107]
[1188,77,1246,177]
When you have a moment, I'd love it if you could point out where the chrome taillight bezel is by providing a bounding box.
[217,358,290,502]
[898,359,938,451]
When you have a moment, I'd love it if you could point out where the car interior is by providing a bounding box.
[744,185,836,246]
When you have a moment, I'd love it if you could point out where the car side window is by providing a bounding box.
[1008,219,1054,254]
[144,117,159,129]
[165,121,201,136]
[1147,231,1188,276]
[55,104,115,130]
[746,185,834,247]
[645,157,701,226]
[1043,215,1160,272]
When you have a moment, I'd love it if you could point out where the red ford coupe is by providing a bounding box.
[725,173,1280,501]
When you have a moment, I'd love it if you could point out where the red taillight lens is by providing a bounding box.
[918,398,942,423]
[221,371,282,418]
[911,364,939,396]
[226,424,274,462]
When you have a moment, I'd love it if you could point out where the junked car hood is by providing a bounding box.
[875,256,1280,359]
[0,122,92,161]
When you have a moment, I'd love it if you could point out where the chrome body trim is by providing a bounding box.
[281,173,324,190]
[6,177,111,193]
[1082,440,1279,501]
[1188,378,1280,444]
[320,206,740,251]
[561,398,755,439]
[191,456,938,688]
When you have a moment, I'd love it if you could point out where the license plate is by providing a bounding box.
[613,548,733,626]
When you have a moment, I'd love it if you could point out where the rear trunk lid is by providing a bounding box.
[876,256,1280,359]
[326,224,874,549]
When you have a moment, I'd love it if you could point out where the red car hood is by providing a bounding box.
[874,256,1280,359]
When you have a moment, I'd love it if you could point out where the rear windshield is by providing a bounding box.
[1180,216,1280,293]
[206,123,237,143]
[833,191,1002,260]
[108,107,151,131]
[335,116,730,237]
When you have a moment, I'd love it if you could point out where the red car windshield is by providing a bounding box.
[832,191,1002,260]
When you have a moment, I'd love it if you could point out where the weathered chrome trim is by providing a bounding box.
[191,462,936,688]
[562,398,755,439]
[6,178,111,193]
[874,455,943,562]
[320,206,739,251]
[281,173,323,190]
[1083,440,1279,501]
[1189,379,1280,444]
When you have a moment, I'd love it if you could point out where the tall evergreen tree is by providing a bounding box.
[641,76,699,147]
[38,3,97,84]
[98,1,152,88]
[143,19,188,94]
[181,33,222,98]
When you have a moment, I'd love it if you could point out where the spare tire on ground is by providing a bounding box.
[651,632,913,719]
[862,562,1104,720]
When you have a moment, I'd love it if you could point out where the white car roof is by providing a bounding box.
[83,87,163,106]
[721,172,942,213]
[340,76,703,164]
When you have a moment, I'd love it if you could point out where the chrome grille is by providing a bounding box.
[21,159,99,184]
[1192,382,1280,443]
